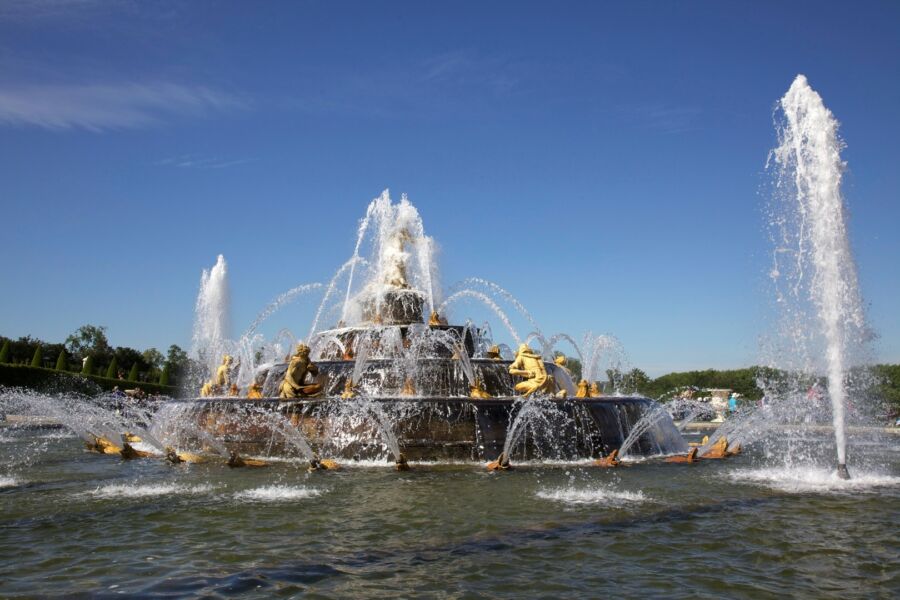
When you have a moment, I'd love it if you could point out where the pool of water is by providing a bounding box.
[1,428,897,598]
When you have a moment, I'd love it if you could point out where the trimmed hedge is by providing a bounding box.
[0,364,180,397]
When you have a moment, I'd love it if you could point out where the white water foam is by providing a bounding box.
[0,476,21,488]
[537,486,647,506]
[728,467,900,494]
[90,483,215,499]
[233,485,323,502]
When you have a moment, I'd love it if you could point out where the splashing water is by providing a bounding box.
[765,74,870,469]
[244,282,323,339]
[439,290,521,345]
[192,255,231,380]
[501,398,571,461]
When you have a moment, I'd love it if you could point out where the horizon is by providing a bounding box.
[2,1,899,377]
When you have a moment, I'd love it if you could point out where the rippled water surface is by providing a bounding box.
[1,428,898,598]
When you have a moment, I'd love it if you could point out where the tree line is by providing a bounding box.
[0,325,191,387]
[561,355,899,415]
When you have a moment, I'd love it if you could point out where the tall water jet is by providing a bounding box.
[766,74,870,478]
[192,255,231,382]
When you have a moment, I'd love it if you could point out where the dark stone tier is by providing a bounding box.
[185,396,687,462]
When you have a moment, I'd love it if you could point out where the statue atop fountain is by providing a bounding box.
[508,343,554,397]
[279,343,323,398]
[200,354,233,397]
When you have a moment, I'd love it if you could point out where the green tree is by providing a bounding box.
[55,350,67,371]
[105,356,118,379]
[622,368,651,395]
[0,340,9,363]
[159,363,171,386]
[127,363,139,381]
[142,348,164,371]
[81,355,94,375]
[30,346,42,367]
[65,325,111,362]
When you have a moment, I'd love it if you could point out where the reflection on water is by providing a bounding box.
[0,427,897,598]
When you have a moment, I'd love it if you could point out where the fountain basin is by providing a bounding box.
[172,396,686,462]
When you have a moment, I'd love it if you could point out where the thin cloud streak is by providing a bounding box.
[155,154,254,169]
[0,82,246,131]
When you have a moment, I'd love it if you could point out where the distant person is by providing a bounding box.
[728,393,738,413]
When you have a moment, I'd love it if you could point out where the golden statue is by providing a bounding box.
[575,379,590,398]
[664,447,699,463]
[227,451,268,468]
[401,378,416,396]
[700,437,730,459]
[593,449,620,468]
[554,355,567,368]
[428,310,447,326]
[246,382,263,399]
[485,345,502,360]
[120,442,154,460]
[688,435,709,448]
[469,378,491,399]
[486,451,511,471]
[279,343,323,399]
[309,457,341,471]
[165,447,207,464]
[215,355,233,388]
[589,382,602,398]
[199,355,233,396]
[228,383,240,397]
[508,344,553,397]
[341,378,357,399]
[86,435,122,455]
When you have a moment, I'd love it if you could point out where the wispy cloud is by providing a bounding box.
[623,103,701,134]
[155,154,253,170]
[0,82,246,131]
[0,0,132,22]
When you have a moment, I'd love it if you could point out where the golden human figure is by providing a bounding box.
[215,355,233,388]
[469,377,491,399]
[575,379,590,398]
[485,345,502,360]
[508,343,553,397]
[279,343,323,399]
[246,381,263,399]
[589,382,602,398]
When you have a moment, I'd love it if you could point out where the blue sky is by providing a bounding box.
[1,1,898,376]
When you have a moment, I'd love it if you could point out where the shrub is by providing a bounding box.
[105,357,118,379]
[0,340,9,364]
[30,347,42,368]
[55,350,67,371]
[81,355,94,375]
[128,363,139,381]
[159,363,170,386]
[0,364,178,396]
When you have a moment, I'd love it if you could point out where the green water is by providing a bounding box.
[1,429,898,598]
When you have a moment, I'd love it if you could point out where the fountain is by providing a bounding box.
[167,191,684,467]
[763,74,873,479]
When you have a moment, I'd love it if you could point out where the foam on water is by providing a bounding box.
[0,475,21,488]
[728,467,900,494]
[90,483,215,499]
[537,486,647,506]
[233,485,323,502]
